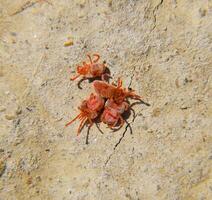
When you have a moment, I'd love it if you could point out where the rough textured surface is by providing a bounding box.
[0,0,212,199]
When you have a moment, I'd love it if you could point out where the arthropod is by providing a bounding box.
[65,93,105,135]
[101,99,129,129]
[70,54,110,81]
[93,78,142,104]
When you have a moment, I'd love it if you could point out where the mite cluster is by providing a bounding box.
[66,53,144,144]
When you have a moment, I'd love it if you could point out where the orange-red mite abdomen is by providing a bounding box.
[77,65,89,75]
[102,108,118,125]
[90,63,105,76]
[93,80,115,99]
[86,94,104,111]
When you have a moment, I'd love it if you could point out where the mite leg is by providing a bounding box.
[65,113,82,127]
[87,54,93,64]
[93,53,100,63]
[123,119,132,135]
[82,62,87,66]
[85,118,94,144]
[86,125,91,145]
[117,78,123,88]
[108,120,119,129]
[101,73,112,82]
[129,107,136,121]
[118,115,125,129]
[70,74,81,81]
[96,123,104,134]
[77,117,87,135]
[88,117,94,127]
[131,93,142,100]
[77,77,87,89]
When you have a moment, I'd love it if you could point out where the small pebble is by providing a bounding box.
[13,138,24,146]
[36,176,41,182]
[0,107,6,112]
[10,32,17,36]
[11,38,16,44]
[5,114,16,120]
[157,185,161,190]
[64,36,74,47]
[108,0,112,7]
[152,108,161,117]
[0,161,6,177]
[199,8,206,17]
[26,177,33,185]
[64,40,74,47]
[175,78,179,88]
[15,106,22,115]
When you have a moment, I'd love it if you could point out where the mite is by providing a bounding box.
[65,93,105,135]
[70,53,109,81]
[93,78,142,104]
[101,99,129,129]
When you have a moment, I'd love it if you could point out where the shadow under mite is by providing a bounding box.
[77,67,111,89]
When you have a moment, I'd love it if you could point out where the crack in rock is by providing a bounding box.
[104,114,138,166]
[128,65,136,89]
[151,0,164,32]
[11,0,52,16]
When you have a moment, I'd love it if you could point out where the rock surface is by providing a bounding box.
[0,0,211,199]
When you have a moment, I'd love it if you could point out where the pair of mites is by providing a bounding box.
[66,53,142,136]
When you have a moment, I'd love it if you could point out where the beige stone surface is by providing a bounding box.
[0,0,212,199]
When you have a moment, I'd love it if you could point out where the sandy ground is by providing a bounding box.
[0,0,212,199]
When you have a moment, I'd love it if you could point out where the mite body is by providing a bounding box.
[65,93,105,135]
[70,54,108,81]
[101,99,129,128]
[93,78,142,104]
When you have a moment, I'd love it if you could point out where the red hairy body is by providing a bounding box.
[65,93,105,135]
[93,78,141,104]
[70,54,107,81]
[101,99,129,128]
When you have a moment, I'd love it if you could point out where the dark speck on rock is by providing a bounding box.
[10,32,17,36]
